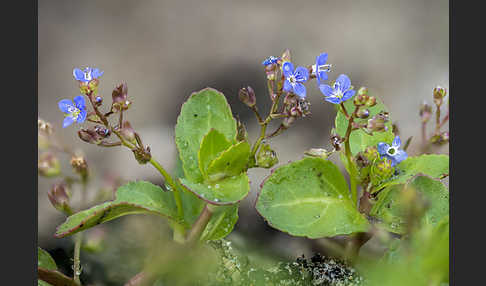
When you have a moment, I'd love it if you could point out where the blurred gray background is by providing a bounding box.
[38,0,448,272]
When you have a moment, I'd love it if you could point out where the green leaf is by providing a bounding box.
[175,88,237,182]
[335,95,395,156]
[201,204,239,241]
[255,157,370,238]
[55,181,180,238]
[174,155,239,241]
[370,175,449,234]
[207,141,251,182]
[180,173,250,205]
[38,247,57,270]
[198,129,232,177]
[373,154,449,193]
[38,248,57,286]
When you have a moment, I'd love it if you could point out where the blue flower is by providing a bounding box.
[282,62,309,98]
[318,74,356,104]
[262,56,280,66]
[73,67,104,82]
[377,136,408,167]
[58,95,87,128]
[313,53,331,83]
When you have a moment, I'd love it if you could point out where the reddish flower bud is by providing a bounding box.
[38,152,60,177]
[111,83,130,111]
[78,128,103,144]
[133,146,152,164]
[120,121,137,143]
[419,102,433,123]
[238,86,256,107]
[48,183,72,214]
[367,112,389,132]
[356,108,370,119]
[433,86,447,106]
[365,96,377,107]
[70,155,88,177]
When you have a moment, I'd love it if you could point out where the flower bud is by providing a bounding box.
[283,94,298,106]
[356,108,370,119]
[94,125,111,138]
[120,121,137,144]
[353,93,369,106]
[38,152,61,177]
[94,96,103,106]
[433,86,447,106]
[430,131,449,145]
[373,158,394,179]
[38,118,53,135]
[133,146,152,164]
[88,78,100,90]
[365,96,377,107]
[236,119,248,142]
[355,152,369,168]
[419,102,433,123]
[238,86,256,107]
[282,116,296,128]
[111,83,130,111]
[265,63,277,81]
[330,134,343,151]
[79,82,90,95]
[363,146,380,162]
[78,128,103,144]
[48,183,72,214]
[304,148,330,159]
[70,155,88,177]
[366,112,389,132]
[280,49,291,63]
[256,143,278,168]
[357,87,368,97]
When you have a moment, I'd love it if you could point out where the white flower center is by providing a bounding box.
[387,147,397,155]
[84,69,92,81]
[67,106,81,120]
[288,75,297,85]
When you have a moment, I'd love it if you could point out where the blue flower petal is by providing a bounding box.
[63,116,75,128]
[317,71,328,82]
[73,95,86,110]
[319,84,334,97]
[342,90,356,102]
[392,136,401,148]
[324,96,342,104]
[389,157,398,167]
[282,62,294,78]
[58,99,74,113]
[294,83,306,98]
[73,68,85,81]
[283,79,292,93]
[91,68,104,79]
[393,150,408,164]
[77,110,87,123]
[377,142,390,155]
[294,66,309,82]
[316,53,328,66]
[336,74,351,91]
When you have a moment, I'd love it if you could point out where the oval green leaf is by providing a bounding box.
[370,175,449,234]
[335,95,395,156]
[175,88,237,182]
[201,204,239,241]
[198,129,232,177]
[179,173,250,205]
[207,141,251,182]
[38,247,57,270]
[256,157,370,238]
[373,154,449,193]
[55,181,180,238]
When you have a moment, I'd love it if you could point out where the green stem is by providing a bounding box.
[149,158,183,218]
[341,103,359,207]
[186,204,213,243]
[73,177,88,285]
